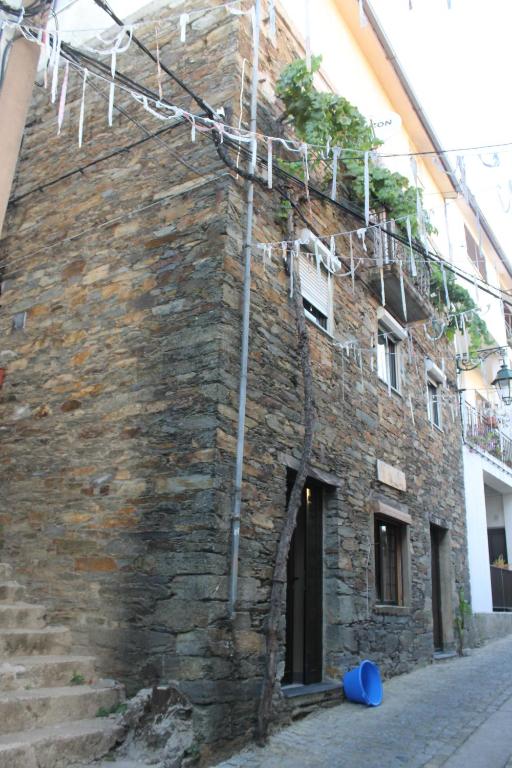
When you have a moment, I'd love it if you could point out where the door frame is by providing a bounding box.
[430,523,454,652]
[283,476,324,685]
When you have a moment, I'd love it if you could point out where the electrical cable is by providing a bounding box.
[3,10,511,314]
[90,0,217,119]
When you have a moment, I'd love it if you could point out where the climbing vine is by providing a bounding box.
[429,265,495,355]
[276,56,432,236]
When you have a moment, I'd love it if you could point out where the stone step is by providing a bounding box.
[0,684,123,735]
[0,603,46,630]
[0,717,124,768]
[0,627,71,657]
[0,655,97,691]
[0,565,13,581]
[0,583,26,603]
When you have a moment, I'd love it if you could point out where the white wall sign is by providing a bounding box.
[370,112,402,141]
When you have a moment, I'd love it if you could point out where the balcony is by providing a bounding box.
[463,402,512,470]
[362,228,433,324]
[490,565,512,611]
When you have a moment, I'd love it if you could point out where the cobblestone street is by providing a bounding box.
[213,635,512,768]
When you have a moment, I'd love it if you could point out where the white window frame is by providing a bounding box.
[376,308,406,394]
[425,359,446,431]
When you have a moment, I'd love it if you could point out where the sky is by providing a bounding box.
[367,0,512,255]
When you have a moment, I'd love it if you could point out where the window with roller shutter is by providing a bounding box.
[298,251,331,332]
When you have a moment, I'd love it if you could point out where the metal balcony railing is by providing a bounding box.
[490,565,512,611]
[463,402,512,470]
[365,226,432,298]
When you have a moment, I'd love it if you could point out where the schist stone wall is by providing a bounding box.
[0,0,468,755]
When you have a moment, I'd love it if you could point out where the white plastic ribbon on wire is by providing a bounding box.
[179,13,189,42]
[304,0,311,71]
[399,260,407,322]
[57,60,69,135]
[78,67,88,148]
[301,142,310,199]
[406,216,417,277]
[268,0,276,45]
[42,27,51,89]
[350,233,355,293]
[82,26,133,56]
[380,266,386,307]
[364,150,370,225]
[50,33,61,104]
[479,152,500,168]
[356,227,367,252]
[267,138,273,189]
[441,264,450,309]
[330,146,341,201]
[155,24,163,100]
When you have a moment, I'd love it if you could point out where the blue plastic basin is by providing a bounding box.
[343,659,383,707]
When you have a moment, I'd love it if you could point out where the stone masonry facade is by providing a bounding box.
[0,0,469,759]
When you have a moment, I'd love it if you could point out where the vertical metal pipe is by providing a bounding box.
[228,0,261,618]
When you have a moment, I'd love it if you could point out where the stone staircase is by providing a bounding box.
[0,563,124,768]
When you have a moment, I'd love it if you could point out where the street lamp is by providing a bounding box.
[456,346,512,406]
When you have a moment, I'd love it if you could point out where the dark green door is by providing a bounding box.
[284,479,323,685]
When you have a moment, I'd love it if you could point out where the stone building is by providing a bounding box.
[0,0,482,760]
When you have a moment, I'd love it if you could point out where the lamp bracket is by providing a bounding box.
[456,346,508,373]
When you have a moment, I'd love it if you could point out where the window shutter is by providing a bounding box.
[299,253,329,318]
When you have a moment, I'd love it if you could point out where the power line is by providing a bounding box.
[4,10,511,316]
[89,0,217,119]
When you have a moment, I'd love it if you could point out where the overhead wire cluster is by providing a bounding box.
[2,0,512,321]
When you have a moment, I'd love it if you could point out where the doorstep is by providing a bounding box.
[282,681,343,699]
[432,650,458,662]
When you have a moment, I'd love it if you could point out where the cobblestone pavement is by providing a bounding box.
[213,635,512,768]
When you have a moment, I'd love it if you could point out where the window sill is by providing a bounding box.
[374,604,411,616]
[305,314,333,339]
[377,377,402,399]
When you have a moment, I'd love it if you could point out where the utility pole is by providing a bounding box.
[0,25,44,236]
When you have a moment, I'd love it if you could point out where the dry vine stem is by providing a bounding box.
[256,203,316,743]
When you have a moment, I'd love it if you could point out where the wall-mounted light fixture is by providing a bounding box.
[456,347,512,406]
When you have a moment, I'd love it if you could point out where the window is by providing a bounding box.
[376,308,406,393]
[425,359,445,430]
[427,381,441,429]
[377,328,399,390]
[465,225,487,281]
[374,517,405,605]
[298,251,331,332]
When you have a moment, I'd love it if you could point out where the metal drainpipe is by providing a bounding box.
[228,0,261,618]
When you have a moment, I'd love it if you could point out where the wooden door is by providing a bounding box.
[284,479,323,685]
[430,525,443,652]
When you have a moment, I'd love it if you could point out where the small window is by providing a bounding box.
[377,324,400,392]
[427,380,442,429]
[299,251,331,332]
[465,225,487,281]
[374,517,405,605]
[425,359,445,430]
[12,312,26,332]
